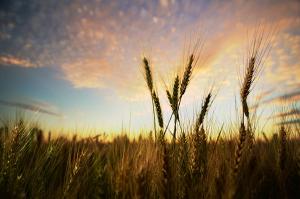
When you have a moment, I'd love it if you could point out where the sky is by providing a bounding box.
[0,0,299,136]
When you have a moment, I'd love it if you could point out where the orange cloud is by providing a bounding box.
[0,55,36,68]
[264,32,300,89]
[61,58,112,89]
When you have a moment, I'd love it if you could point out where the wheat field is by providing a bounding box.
[0,31,300,199]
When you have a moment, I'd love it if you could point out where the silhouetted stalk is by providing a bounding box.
[142,57,157,139]
[163,55,195,138]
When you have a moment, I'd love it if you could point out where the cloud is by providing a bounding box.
[272,108,300,118]
[255,88,275,101]
[277,119,300,125]
[0,99,63,117]
[272,90,300,104]
[61,58,113,88]
[263,31,300,89]
[261,89,300,106]
[250,89,300,111]
[159,0,175,8]
[0,55,36,68]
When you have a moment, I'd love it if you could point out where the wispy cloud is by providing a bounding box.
[0,55,36,68]
[250,89,300,111]
[254,89,300,107]
[0,99,62,117]
[267,90,300,104]
[272,108,300,119]
[255,88,275,101]
[277,119,300,125]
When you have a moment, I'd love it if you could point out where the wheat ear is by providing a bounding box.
[195,92,212,132]
[152,91,164,130]
[180,54,194,99]
[142,57,157,139]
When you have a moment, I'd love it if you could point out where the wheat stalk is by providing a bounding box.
[142,57,158,139]
[233,122,247,175]
[166,75,180,140]
[279,125,287,170]
[143,57,153,93]
[240,57,255,119]
[195,92,212,132]
[159,137,172,199]
[190,126,207,197]
[152,91,164,130]
[177,132,190,199]
[297,148,300,177]
[180,54,194,99]
[163,54,196,137]
[172,75,180,120]
[238,28,274,171]
[240,26,274,120]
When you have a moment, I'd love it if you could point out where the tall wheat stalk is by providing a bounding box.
[162,35,204,139]
[142,58,156,137]
[233,122,247,175]
[159,137,172,199]
[152,91,164,131]
[163,54,199,138]
[279,125,287,170]
[142,57,164,140]
[191,126,207,197]
[236,27,274,175]
[166,75,180,140]
[177,132,191,199]
[190,93,212,197]
[240,27,273,121]
[195,92,212,132]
